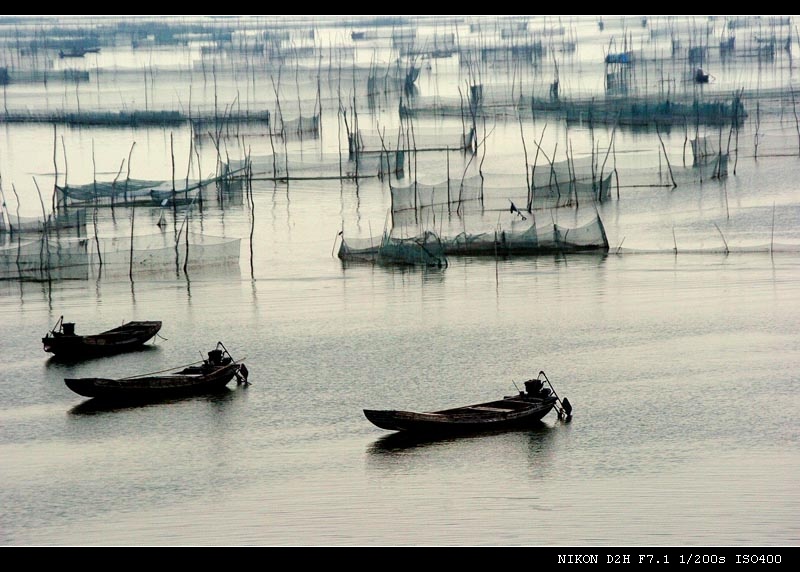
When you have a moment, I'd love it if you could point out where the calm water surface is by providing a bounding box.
[1,179,798,545]
[1,15,799,547]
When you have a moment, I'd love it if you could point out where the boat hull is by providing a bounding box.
[65,362,241,400]
[364,396,557,434]
[43,321,162,357]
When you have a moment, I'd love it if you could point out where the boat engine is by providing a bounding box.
[560,397,573,420]
[235,363,250,385]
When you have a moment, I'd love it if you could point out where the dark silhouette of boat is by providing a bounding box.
[42,316,162,358]
[64,342,249,402]
[59,47,100,58]
[364,371,572,435]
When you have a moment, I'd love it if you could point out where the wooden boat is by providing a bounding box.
[694,68,711,84]
[42,316,162,358]
[59,47,100,58]
[64,342,249,401]
[364,371,572,434]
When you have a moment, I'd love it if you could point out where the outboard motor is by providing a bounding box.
[561,397,573,420]
[235,363,250,385]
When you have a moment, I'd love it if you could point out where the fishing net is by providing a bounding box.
[0,237,89,280]
[337,230,447,267]
[1,232,241,281]
[235,151,404,180]
[1,210,86,234]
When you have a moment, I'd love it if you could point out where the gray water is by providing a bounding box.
[2,175,798,546]
[1,15,799,547]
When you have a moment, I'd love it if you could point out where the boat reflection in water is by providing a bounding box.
[46,343,162,367]
[368,421,557,453]
[68,384,248,416]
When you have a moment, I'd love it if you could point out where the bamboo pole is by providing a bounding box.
[61,136,69,192]
[672,227,677,255]
[656,124,677,188]
[51,125,58,214]
[479,115,488,198]
[517,109,531,201]
[754,102,761,159]
[32,176,52,280]
[713,222,729,254]
[247,145,255,280]
[110,158,124,217]
[91,141,102,268]
[528,123,547,211]
[793,88,800,156]
[0,175,8,232]
[11,183,22,270]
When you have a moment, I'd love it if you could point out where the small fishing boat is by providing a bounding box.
[64,342,249,401]
[59,47,100,58]
[42,316,162,358]
[694,67,711,83]
[364,371,572,434]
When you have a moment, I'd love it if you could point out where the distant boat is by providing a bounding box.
[150,188,197,207]
[694,68,711,84]
[59,47,100,58]
[605,51,633,64]
[364,371,572,435]
[42,316,162,358]
[64,342,249,401]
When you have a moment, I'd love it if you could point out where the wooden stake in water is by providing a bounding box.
[771,201,776,254]
[11,183,22,270]
[793,88,800,156]
[713,222,729,254]
[754,102,761,159]
[599,120,617,202]
[656,124,677,188]
[61,136,69,193]
[528,123,548,211]
[91,141,102,267]
[32,177,52,281]
[517,110,530,198]
[52,126,58,214]
[0,176,8,231]
[672,227,678,255]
